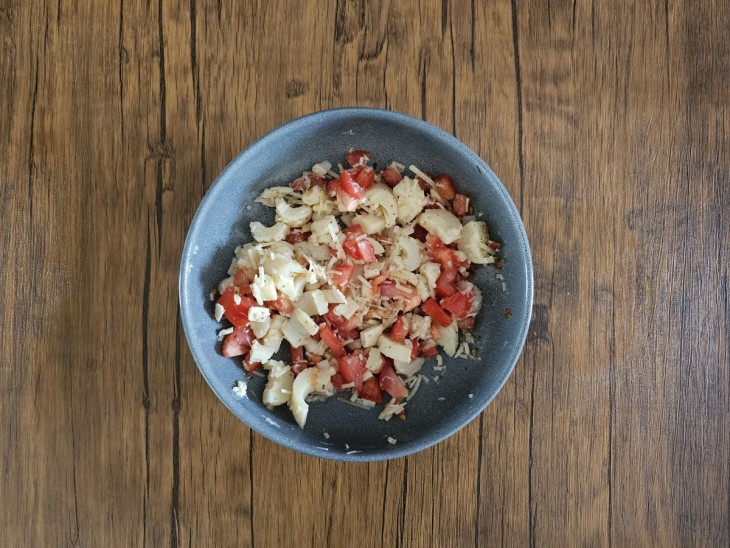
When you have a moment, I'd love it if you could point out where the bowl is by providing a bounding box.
[179,108,533,461]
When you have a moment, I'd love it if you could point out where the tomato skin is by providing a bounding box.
[458,316,476,332]
[380,166,403,187]
[435,272,457,298]
[217,288,254,327]
[319,324,346,359]
[325,308,362,331]
[379,281,417,299]
[346,149,371,167]
[338,351,367,389]
[453,193,469,216]
[390,316,409,343]
[266,296,293,315]
[354,166,375,189]
[285,230,310,244]
[331,373,346,391]
[421,342,439,358]
[221,325,255,357]
[242,353,261,372]
[343,224,364,237]
[338,170,365,199]
[433,174,457,200]
[440,291,474,319]
[330,265,355,291]
[233,269,250,293]
[358,377,384,403]
[421,298,453,327]
[356,240,377,263]
[291,345,305,363]
[379,364,409,399]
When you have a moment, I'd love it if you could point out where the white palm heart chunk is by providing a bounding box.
[212,150,503,428]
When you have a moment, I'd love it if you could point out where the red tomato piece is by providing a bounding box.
[338,170,365,199]
[267,296,293,315]
[421,342,439,358]
[319,324,346,359]
[343,224,364,237]
[379,364,409,399]
[356,240,377,263]
[291,345,305,363]
[330,264,355,290]
[421,298,453,327]
[325,309,362,331]
[410,338,420,359]
[331,373,346,391]
[411,224,429,242]
[440,291,474,319]
[435,271,457,298]
[390,316,409,343]
[338,351,367,389]
[290,177,311,192]
[221,325,255,357]
[354,166,375,189]
[233,269,249,292]
[458,316,476,332]
[343,239,362,260]
[346,149,371,167]
[453,194,469,216]
[433,174,457,200]
[488,240,502,251]
[242,353,261,372]
[217,288,254,327]
[291,361,308,376]
[358,377,384,403]
[380,166,403,187]
[285,230,310,244]
[379,281,417,299]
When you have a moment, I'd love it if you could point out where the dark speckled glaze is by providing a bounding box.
[179,108,533,461]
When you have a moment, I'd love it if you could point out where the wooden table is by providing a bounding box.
[2,1,728,546]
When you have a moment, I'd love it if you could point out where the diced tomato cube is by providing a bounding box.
[331,373,346,391]
[233,269,249,293]
[291,345,305,363]
[290,176,311,192]
[379,364,409,399]
[343,239,362,260]
[267,296,293,315]
[421,342,439,358]
[221,325,255,357]
[330,264,355,290]
[440,291,474,319]
[390,316,409,343]
[291,361,308,376]
[379,281,417,299]
[435,271,457,298]
[325,309,362,331]
[458,316,476,332]
[217,288,254,327]
[242,354,261,372]
[354,166,375,189]
[358,377,384,403]
[338,351,367,389]
[285,230,310,244]
[343,224,364,237]
[319,324,346,359]
[380,166,403,187]
[421,298,453,327]
[453,194,469,216]
[338,170,365,199]
[356,240,377,263]
[433,174,457,200]
[346,149,371,167]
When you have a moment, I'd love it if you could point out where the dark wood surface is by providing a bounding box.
[2,0,728,546]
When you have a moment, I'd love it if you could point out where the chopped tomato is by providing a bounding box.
[433,174,456,200]
[410,338,420,359]
[488,240,502,251]
[380,166,403,187]
[435,271,457,298]
[338,170,365,199]
[330,265,355,290]
[291,345,305,363]
[346,149,370,167]
[411,224,428,242]
[331,373,346,391]
[421,298,453,327]
[338,351,367,389]
[458,316,476,332]
[267,296,293,315]
[343,239,361,260]
[221,325,255,357]
[429,242,459,298]
[330,179,361,211]
[319,324,346,359]
[415,171,434,191]
[354,166,375,189]
[390,316,409,343]
[233,269,249,292]
[285,230,310,244]
[379,364,408,399]
[357,240,377,263]
[358,377,384,403]
[325,309,362,331]
[421,341,439,358]
[242,354,261,372]
[440,291,474,319]
[291,361,308,376]
[290,176,311,192]
[343,224,364,237]
[309,173,326,187]
[379,281,418,300]
[337,327,360,341]
[453,194,469,216]
[217,288,254,327]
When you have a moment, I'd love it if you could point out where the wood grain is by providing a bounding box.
[1,0,728,546]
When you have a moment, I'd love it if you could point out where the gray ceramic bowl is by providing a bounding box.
[179,108,533,461]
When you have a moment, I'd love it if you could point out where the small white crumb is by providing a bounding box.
[345,443,350,450]
[433,366,444,372]
[437,397,446,401]
[387,436,397,445]
[468,393,473,399]
[214,303,225,322]
[433,376,440,382]
[323,432,330,439]
[217,327,233,341]
[246,205,252,211]
[209,290,216,302]
[436,354,443,366]
[232,381,246,398]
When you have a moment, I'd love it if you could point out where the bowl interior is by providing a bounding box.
[180,108,533,461]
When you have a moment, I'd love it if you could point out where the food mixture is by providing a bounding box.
[211,150,502,428]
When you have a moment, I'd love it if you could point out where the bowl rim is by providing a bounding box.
[179,107,534,461]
